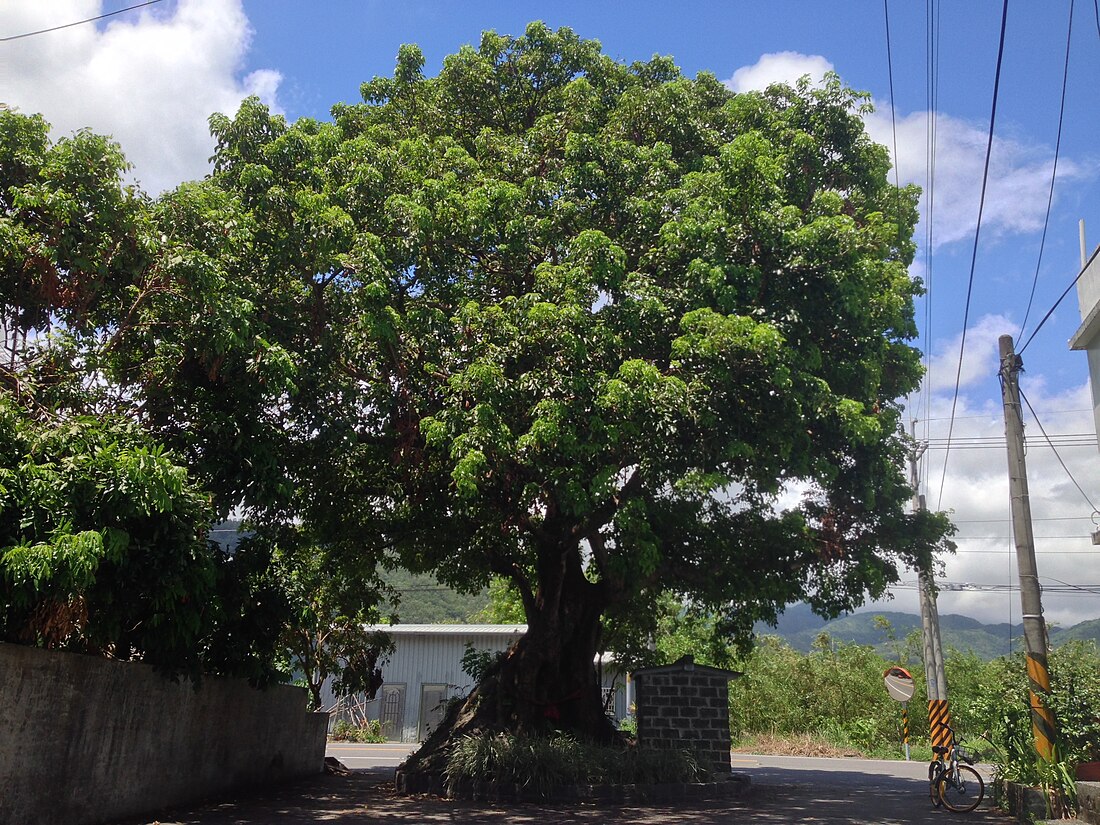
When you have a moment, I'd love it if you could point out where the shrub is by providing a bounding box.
[728,635,914,758]
[444,732,706,797]
[330,718,385,743]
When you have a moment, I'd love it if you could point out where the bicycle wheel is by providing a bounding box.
[928,761,944,807]
[938,764,985,813]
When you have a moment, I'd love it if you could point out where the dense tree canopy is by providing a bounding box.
[0,111,297,682]
[136,23,951,760]
[2,23,952,757]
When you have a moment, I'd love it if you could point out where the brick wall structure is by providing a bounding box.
[633,655,742,777]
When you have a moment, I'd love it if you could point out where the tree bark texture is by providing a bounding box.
[400,547,620,777]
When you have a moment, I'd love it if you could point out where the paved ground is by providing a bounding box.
[126,750,1014,825]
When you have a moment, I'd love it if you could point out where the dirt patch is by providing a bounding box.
[731,733,864,759]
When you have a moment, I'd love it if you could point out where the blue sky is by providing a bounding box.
[4,1,1100,631]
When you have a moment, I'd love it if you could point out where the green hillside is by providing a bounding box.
[1052,617,1100,646]
[380,569,489,624]
[757,604,1100,660]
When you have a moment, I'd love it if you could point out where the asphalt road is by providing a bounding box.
[123,747,1012,824]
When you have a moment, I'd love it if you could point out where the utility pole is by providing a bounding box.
[912,421,950,748]
[998,334,1057,760]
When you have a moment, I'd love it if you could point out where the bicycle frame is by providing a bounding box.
[928,722,985,812]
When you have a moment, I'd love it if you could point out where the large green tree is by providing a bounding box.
[0,111,298,683]
[35,24,951,766]
[164,24,951,768]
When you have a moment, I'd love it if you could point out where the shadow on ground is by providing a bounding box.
[125,766,1013,824]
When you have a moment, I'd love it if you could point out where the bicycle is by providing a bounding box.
[928,722,985,812]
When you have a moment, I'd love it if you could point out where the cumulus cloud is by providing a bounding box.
[724,51,835,94]
[863,107,1093,248]
[728,51,1096,252]
[0,0,283,194]
[911,379,1100,628]
[922,314,1013,394]
[878,314,1100,626]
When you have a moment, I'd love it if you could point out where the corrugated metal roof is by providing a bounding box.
[365,623,528,635]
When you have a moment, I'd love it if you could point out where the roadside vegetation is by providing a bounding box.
[329,719,387,744]
[444,732,706,798]
[718,625,1100,816]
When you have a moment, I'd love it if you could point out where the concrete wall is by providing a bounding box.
[0,642,328,825]
[1079,781,1100,825]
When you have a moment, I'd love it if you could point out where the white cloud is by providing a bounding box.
[864,107,1093,249]
[897,368,1100,627]
[724,51,835,94]
[728,51,1096,251]
[0,0,283,194]
[922,313,1013,394]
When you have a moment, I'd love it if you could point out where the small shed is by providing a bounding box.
[322,624,628,743]
[633,655,742,776]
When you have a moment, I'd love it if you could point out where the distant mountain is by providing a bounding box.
[381,569,488,624]
[755,604,1100,660]
[1053,617,1100,646]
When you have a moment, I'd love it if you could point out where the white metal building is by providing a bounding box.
[321,624,629,743]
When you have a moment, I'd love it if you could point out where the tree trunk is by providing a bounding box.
[399,549,620,779]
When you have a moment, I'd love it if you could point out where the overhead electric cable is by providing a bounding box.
[1043,576,1100,595]
[1019,252,1098,355]
[922,0,941,444]
[957,548,1097,553]
[884,0,917,444]
[0,0,164,42]
[936,0,1010,509]
[883,0,905,250]
[1018,0,1075,342]
[1020,387,1099,512]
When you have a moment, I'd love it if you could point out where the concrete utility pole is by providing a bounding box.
[998,334,1057,760]
[911,422,950,747]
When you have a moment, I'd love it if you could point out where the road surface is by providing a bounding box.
[122,747,1011,824]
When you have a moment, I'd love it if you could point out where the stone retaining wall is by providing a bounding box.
[1079,781,1100,824]
[0,643,327,825]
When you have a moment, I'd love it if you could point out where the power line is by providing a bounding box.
[890,580,1100,594]
[936,0,1010,509]
[918,409,1090,422]
[1017,0,1074,342]
[924,433,1098,449]
[955,549,1098,553]
[883,0,905,251]
[1020,386,1100,512]
[1018,257,1095,356]
[921,0,941,446]
[954,535,1093,541]
[956,516,1093,522]
[0,0,165,43]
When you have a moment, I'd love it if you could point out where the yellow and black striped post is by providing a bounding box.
[902,703,910,760]
[929,699,951,751]
[1027,652,1057,760]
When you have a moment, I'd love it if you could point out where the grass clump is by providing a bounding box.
[330,719,386,743]
[444,732,706,797]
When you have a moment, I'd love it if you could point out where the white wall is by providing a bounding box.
[323,625,628,743]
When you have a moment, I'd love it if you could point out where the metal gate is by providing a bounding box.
[379,684,405,741]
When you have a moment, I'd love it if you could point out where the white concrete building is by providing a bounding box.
[1070,235,1100,447]
[322,624,629,743]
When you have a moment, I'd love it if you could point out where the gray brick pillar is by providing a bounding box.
[633,655,741,777]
